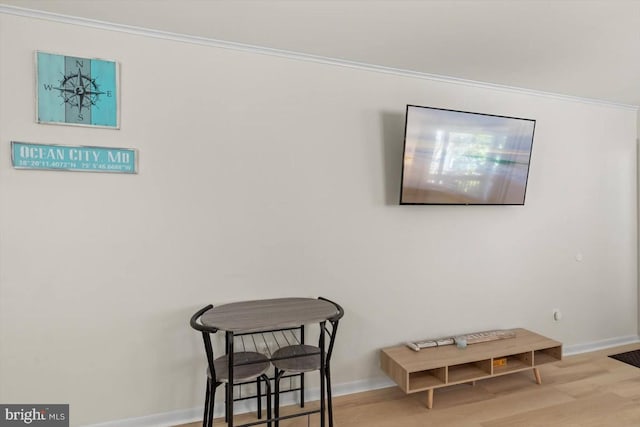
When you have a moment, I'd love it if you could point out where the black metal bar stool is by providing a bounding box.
[271,297,343,427]
[191,305,273,427]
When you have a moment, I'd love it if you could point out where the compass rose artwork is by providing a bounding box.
[36,51,119,128]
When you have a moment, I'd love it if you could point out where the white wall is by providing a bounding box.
[0,11,637,426]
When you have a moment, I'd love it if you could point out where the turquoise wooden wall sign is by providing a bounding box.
[11,142,137,174]
[36,51,119,128]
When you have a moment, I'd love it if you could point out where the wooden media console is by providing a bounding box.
[379,328,562,408]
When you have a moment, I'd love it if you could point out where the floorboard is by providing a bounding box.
[175,342,640,427]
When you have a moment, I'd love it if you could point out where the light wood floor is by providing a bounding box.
[177,342,640,427]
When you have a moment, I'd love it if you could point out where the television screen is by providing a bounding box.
[400,105,535,205]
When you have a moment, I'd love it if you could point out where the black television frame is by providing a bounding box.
[400,104,536,206]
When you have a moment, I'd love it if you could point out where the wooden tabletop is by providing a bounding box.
[201,297,340,333]
[381,328,562,372]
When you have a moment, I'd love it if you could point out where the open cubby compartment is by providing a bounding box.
[408,367,446,392]
[492,351,533,375]
[534,345,562,365]
[447,359,492,384]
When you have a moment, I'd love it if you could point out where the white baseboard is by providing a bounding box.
[83,335,640,427]
[84,408,202,427]
[83,376,395,427]
[562,334,640,356]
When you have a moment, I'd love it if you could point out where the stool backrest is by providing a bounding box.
[318,296,344,364]
[190,305,219,383]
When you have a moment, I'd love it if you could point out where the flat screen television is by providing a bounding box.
[399,105,536,205]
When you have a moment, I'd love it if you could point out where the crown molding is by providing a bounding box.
[1,3,637,112]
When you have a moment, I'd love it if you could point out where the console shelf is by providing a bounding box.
[380,328,562,408]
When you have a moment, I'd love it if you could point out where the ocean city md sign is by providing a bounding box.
[11,141,137,174]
